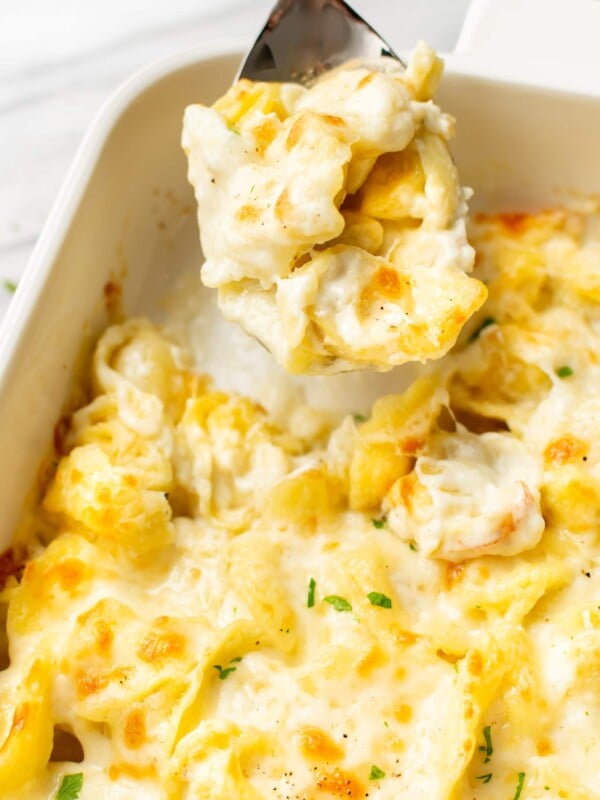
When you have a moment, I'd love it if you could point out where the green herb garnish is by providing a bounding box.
[369,765,386,780]
[479,725,493,763]
[323,595,352,612]
[213,665,237,680]
[408,541,418,552]
[367,591,392,609]
[469,316,496,341]
[556,365,573,378]
[353,413,367,423]
[512,772,526,800]
[372,518,386,529]
[213,656,242,680]
[307,577,316,608]
[2,279,17,294]
[56,773,83,800]
[476,773,493,784]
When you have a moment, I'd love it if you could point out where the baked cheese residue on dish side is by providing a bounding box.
[182,43,486,374]
[1,208,600,799]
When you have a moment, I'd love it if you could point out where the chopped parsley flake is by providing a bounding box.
[2,279,17,294]
[369,765,386,780]
[213,656,243,680]
[512,772,526,800]
[307,577,316,608]
[323,595,352,612]
[367,591,392,609]
[469,316,496,341]
[479,725,493,763]
[372,518,386,529]
[476,773,493,784]
[213,665,236,680]
[56,773,84,800]
[408,541,418,552]
[556,365,573,378]
[353,413,367,423]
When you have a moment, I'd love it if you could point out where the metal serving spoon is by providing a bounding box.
[237,0,402,86]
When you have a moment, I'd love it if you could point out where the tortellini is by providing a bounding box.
[3,206,600,798]
[384,429,545,561]
[183,43,486,374]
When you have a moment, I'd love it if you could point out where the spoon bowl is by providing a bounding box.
[237,0,402,86]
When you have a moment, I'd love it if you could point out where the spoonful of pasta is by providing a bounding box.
[181,1,487,375]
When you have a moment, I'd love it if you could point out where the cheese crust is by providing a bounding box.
[1,209,600,799]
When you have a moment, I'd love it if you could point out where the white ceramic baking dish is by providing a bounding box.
[1,0,600,545]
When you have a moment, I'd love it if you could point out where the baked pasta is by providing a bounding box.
[2,208,600,799]
[182,43,486,374]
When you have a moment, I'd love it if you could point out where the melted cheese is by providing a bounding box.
[182,43,486,374]
[385,429,545,561]
[2,211,600,797]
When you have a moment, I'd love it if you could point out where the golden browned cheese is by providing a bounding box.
[2,208,600,799]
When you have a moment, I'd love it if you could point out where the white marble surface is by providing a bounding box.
[0,0,471,322]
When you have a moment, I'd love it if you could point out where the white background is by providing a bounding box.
[0,0,471,320]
